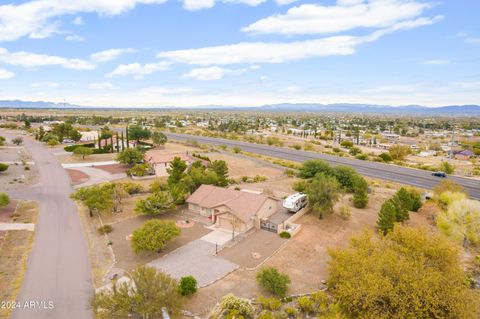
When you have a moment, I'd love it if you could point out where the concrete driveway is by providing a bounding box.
[148,239,238,287]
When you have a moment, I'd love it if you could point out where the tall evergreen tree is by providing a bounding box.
[115,131,119,152]
[121,131,125,150]
[377,200,397,235]
[125,126,130,148]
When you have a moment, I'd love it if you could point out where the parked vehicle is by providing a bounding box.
[283,193,308,213]
[431,171,446,178]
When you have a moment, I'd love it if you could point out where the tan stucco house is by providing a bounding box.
[186,185,280,233]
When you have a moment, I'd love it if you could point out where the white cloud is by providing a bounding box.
[91,48,136,62]
[72,16,84,25]
[0,68,14,79]
[181,0,265,10]
[88,82,118,90]
[30,81,59,88]
[106,61,171,79]
[157,16,440,66]
[65,34,84,42]
[0,47,95,70]
[182,66,246,80]
[423,59,449,65]
[242,0,433,36]
[0,0,167,42]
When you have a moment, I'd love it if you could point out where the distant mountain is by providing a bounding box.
[0,100,81,109]
[0,99,479,115]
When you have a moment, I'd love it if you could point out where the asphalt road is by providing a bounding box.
[2,132,93,319]
[165,132,480,200]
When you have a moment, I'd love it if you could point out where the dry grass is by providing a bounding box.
[57,152,117,164]
[0,201,37,319]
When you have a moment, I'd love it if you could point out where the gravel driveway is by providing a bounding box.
[148,239,238,287]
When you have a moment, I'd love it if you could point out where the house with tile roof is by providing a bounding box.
[186,185,280,233]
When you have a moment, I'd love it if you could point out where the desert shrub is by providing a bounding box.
[232,146,241,153]
[292,144,301,150]
[178,276,197,296]
[279,231,291,239]
[284,307,298,318]
[128,163,153,177]
[121,182,144,194]
[253,175,267,183]
[149,179,168,193]
[340,140,353,148]
[0,163,9,172]
[97,224,113,234]
[378,152,393,162]
[220,294,254,319]
[284,169,296,177]
[258,296,282,311]
[256,267,291,297]
[338,205,351,221]
[297,296,315,314]
[355,153,368,160]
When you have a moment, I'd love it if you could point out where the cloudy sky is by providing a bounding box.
[0,0,479,107]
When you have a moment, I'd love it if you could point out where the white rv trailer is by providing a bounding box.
[283,193,307,213]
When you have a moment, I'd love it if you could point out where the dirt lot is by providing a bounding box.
[0,201,38,319]
[57,152,117,164]
[0,199,18,222]
[206,152,285,179]
[108,212,211,272]
[219,230,287,268]
[183,185,433,316]
[66,168,90,185]
[0,146,37,192]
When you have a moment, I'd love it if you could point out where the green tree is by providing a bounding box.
[256,267,291,297]
[71,184,114,217]
[378,152,393,162]
[0,192,10,208]
[332,165,357,192]
[131,220,181,253]
[298,160,333,179]
[394,187,414,212]
[352,175,368,208]
[328,226,480,319]
[0,135,5,146]
[135,191,174,215]
[117,148,144,166]
[211,160,229,187]
[92,266,182,319]
[439,161,455,174]
[388,144,411,161]
[167,157,187,186]
[408,187,422,212]
[305,173,341,219]
[151,131,167,147]
[128,125,151,143]
[73,146,93,159]
[178,276,197,296]
[377,199,397,235]
[0,163,8,172]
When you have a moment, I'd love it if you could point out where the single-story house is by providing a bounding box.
[454,149,475,160]
[145,150,208,177]
[186,185,280,233]
[80,131,98,142]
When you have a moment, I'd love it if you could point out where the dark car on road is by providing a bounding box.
[432,171,446,178]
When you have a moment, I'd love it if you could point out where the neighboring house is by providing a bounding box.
[80,131,98,142]
[145,150,207,177]
[186,185,280,233]
[454,149,475,160]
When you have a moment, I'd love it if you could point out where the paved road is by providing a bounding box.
[165,133,480,200]
[2,133,93,319]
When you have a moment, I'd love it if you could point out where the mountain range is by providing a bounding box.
[1,100,480,115]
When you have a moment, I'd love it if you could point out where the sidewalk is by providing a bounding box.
[0,223,35,231]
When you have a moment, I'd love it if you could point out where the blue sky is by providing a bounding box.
[0,0,479,107]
